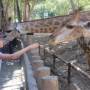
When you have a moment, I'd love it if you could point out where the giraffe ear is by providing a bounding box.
[73,9,80,23]
[72,7,82,23]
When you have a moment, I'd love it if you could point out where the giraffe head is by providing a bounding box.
[48,9,90,46]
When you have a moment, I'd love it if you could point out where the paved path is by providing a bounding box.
[0,61,24,90]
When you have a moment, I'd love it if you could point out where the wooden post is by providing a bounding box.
[31,60,44,69]
[34,67,50,78]
[40,76,59,90]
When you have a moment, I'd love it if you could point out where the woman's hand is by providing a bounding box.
[0,39,3,48]
[30,43,40,49]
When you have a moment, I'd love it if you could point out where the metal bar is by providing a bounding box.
[71,63,90,79]
[38,44,40,56]
[67,63,71,84]
[53,54,56,70]
[43,48,46,61]
[54,54,68,64]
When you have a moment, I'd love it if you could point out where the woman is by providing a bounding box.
[0,31,40,71]
[0,27,41,60]
[0,42,40,60]
[0,32,40,60]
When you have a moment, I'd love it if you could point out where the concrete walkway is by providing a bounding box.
[0,61,24,90]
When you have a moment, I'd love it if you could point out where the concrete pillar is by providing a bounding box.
[31,48,39,55]
[34,67,51,89]
[31,52,39,56]
[31,56,41,60]
[40,76,59,90]
[31,60,44,69]
[34,67,50,78]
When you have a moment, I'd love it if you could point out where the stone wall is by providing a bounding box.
[17,11,90,33]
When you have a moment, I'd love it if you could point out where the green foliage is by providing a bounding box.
[31,0,90,19]
[32,0,71,19]
[78,0,90,10]
[1,0,90,20]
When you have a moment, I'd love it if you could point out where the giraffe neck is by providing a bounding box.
[77,36,90,53]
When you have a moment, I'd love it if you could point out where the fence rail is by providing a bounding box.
[39,46,90,84]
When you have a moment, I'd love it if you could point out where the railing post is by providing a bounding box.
[43,48,46,60]
[53,54,56,70]
[67,63,71,84]
[39,44,40,55]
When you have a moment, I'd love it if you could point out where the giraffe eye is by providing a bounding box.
[66,25,74,29]
[84,22,90,28]
[49,35,55,39]
[86,22,90,27]
[6,30,12,33]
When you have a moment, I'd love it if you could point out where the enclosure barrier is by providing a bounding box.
[39,46,90,84]
[40,76,59,90]
[20,42,38,90]
[20,41,59,90]
[31,47,59,90]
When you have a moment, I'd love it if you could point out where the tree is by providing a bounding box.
[15,0,22,22]
[23,0,38,21]
[0,0,6,32]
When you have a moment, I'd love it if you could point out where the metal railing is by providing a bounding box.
[39,46,90,84]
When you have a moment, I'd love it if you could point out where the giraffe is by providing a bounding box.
[48,9,90,68]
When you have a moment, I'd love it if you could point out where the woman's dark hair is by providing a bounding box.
[8,17,12,22]
[0,29,2,32]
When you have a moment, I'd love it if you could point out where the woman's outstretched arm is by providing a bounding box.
[0,43,39,60]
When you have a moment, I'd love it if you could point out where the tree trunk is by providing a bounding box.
[15,0,21,22]
[23,0,30,21]
[69,0,76,11]
[0,0,5,32]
